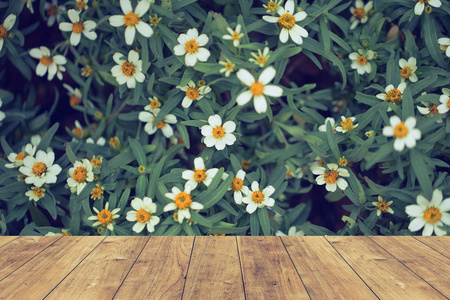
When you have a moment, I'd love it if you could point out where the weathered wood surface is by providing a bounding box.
[0,236,448,300]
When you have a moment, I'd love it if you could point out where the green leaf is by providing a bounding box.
[401,87,414,119]
[148,157,166,198]
[257,207,271,236]
[128,138,147,166]
[118,188,131,211]
[326,121,340,159]
[250,213,259,236]
[319,17,331,55]
[65,144,78,164]
[422,14,447,69]
[189,211,213,228]
[36,123,59,152]
[410,149,433,199]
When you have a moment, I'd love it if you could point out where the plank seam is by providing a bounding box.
[180,236,196,300]
[368,236,448,299]
[412,236,450,260]
[42,237,106,299]
[111,236,151,299]
[324,236,381,300]
[0,236,62,283]
[279,237,312,300]
[0,237,19,249]
[235,236,247,300]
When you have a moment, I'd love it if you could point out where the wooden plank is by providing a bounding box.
[46,236,148,300]
[0,236,104,300]
[237,236,309,300]
[414,236,450,258]
[327,236,446,300]
[182,236,245,299]
[0,237,18,248]
[114,236,194,300]
[0,236,59,281]
[371,236,450,298]
[282,236,377,300]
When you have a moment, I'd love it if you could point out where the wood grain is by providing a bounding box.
[46,236,148,300]
[0,236,59,281]
[371,236,450,298]
[327,236,446,300]
[0,236,103,300]
[414,236,450,258]
[114,236,194,300]
[0,236,18,248]
[182,236,245,300]
[238,236,309,300]
[282,236,377,300]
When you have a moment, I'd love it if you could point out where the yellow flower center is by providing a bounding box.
[418,0,428,3]
[212,126,225,139]
[393,122,409,138]
[136,209,151,223]
[353,7,366,20]
[62,232,71,236]
[91,186,103,199]
[150,99,160,109]
[318,160,326,167]
[232,31,240,41]
[357,55,368,65]
[72,22,84,34]
[33,188,45,199]
[447,97,450,109]
[251,190,264,203]
[377,200,388,213]
[70,95,81,106]
[286,170,293,179]
[186,87,199,100]
[47,5,58,16]
[340,118,354,131]
[138,165,146,173]
[278,13,296,29]
[428,104,439,115]
[324,170,339,184]
[82,66,93,76]
[225,62,234,70]
[193,169,206,183]
[32,162,47,176]
[91,158,102,169]
[151,118,166,129]
[121,61,135,77]
[423,207,441,223]
[242,159,251,170]
[97,209,113,227]
[185,39,199,53]
[0,25,7,39]
[151,16,160,26]
[250,82,264,96]
[385,88,402,104]
[338,157,348,167]
[174,192,192,209]
[109,137,120,149]
[231,177,243,192]
[267,1,278,12]
[73,128,83,137]
[76,0,85,9]
[15,152,25,160]
[39,56,53,66]
[73,166,88,183]
[257,56,266,65]
[123,12,140,27]
[400,66,411,79]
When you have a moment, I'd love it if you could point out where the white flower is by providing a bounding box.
[285,165,304,179]
[63,83,82,106]
[437,88,450,114]
[44,0,63,27]
[139,108,177,138]
[75,0,89,10]
[241,181,275,214]
[29,46,67,81]
[164,186,204,224]
[5,143,36,168]
[399,57,418,82]
[312,163,350,192]
[349,0,373,30]
[382,115,421,152]
[222,24,244,47]
[109,0,153,45]
[66,159,94,195]
[236,67,283,114]
[176,80,211,108]
[86,137,106,146]
[59,9,97,46]
[335,116,358,133]
[0,14,16,52]
[182,157,219,191]
[0,99,5,123]
[173,28,210,67]
[201,114,236,150]
[126,197,160,233]
[87,202,121,231]
[262,0,308,45]
[249,47,271,68]
[349,49,374,75]
[228,170,250,205]
[438,37,450,58]
[372,196,394,217]
[25,187,46,202]
[219,59,235,77]
[19,150,62,187]
[405,189,450,236]
[111,50,145,89]
[27,0,36,13]
[275,226,305,236]
[414,0,441,15]
[144,96,161,112]
[376,82,407,108]
[417,102,440,118]
[318,117,336,132]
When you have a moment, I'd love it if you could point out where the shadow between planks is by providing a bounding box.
[0,236,448,299]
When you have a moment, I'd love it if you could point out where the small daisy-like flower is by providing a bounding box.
[383,115,421,152]
[249,47,271,68]
[46,229,71,236]
[335,116,358,133]
[111,50,145,89]
[45,0,63,27]
[262,0,308,45]
[236,67,283,114]
[139,108,177,138]
[318,117,336,132]
[222,24,244,48]
[228,170,250,205]
[399,57,418,82]
[176,80,211,108]
[219,59,235,77]
[438,37,450,58]
[19,150,62,187]
[0,14,16,52]
[242,181,275,214]
[29,46,67,81]
[109,136,121,150]
[312,163,350,192]
[275,226,305,236]
[349,0,373,30]
[25,187,46,202]
[150,14,161,27]
[88,202,121,231]
[164,186,204,224]
[372,196,394,217]
[349,49,374,75]
[182,157,219,191]
[338,157,348,167]
[174,28,210,67]
[109,0,153,45]
[63,83,82,106]
[5,143,36,169]
[75,0,88,10]
[72,120,88,138]
[263,0,283,13]
[144,96,161,112]
[414,0,441,15]
[405,189,450,236]
[90,184,104,200]
[285,165,304,180]
[81,65,93,77]
[437,88,450,114]
[59,9,97,46]
[90,156,102,172]
[67,158,94,195]
[201,114,236,150]
[126,197,160,233]
[376,82,407,106]
[26,0,36,13]
[417,102,440,116]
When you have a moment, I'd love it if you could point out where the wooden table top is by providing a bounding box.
[0,236,448,299]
